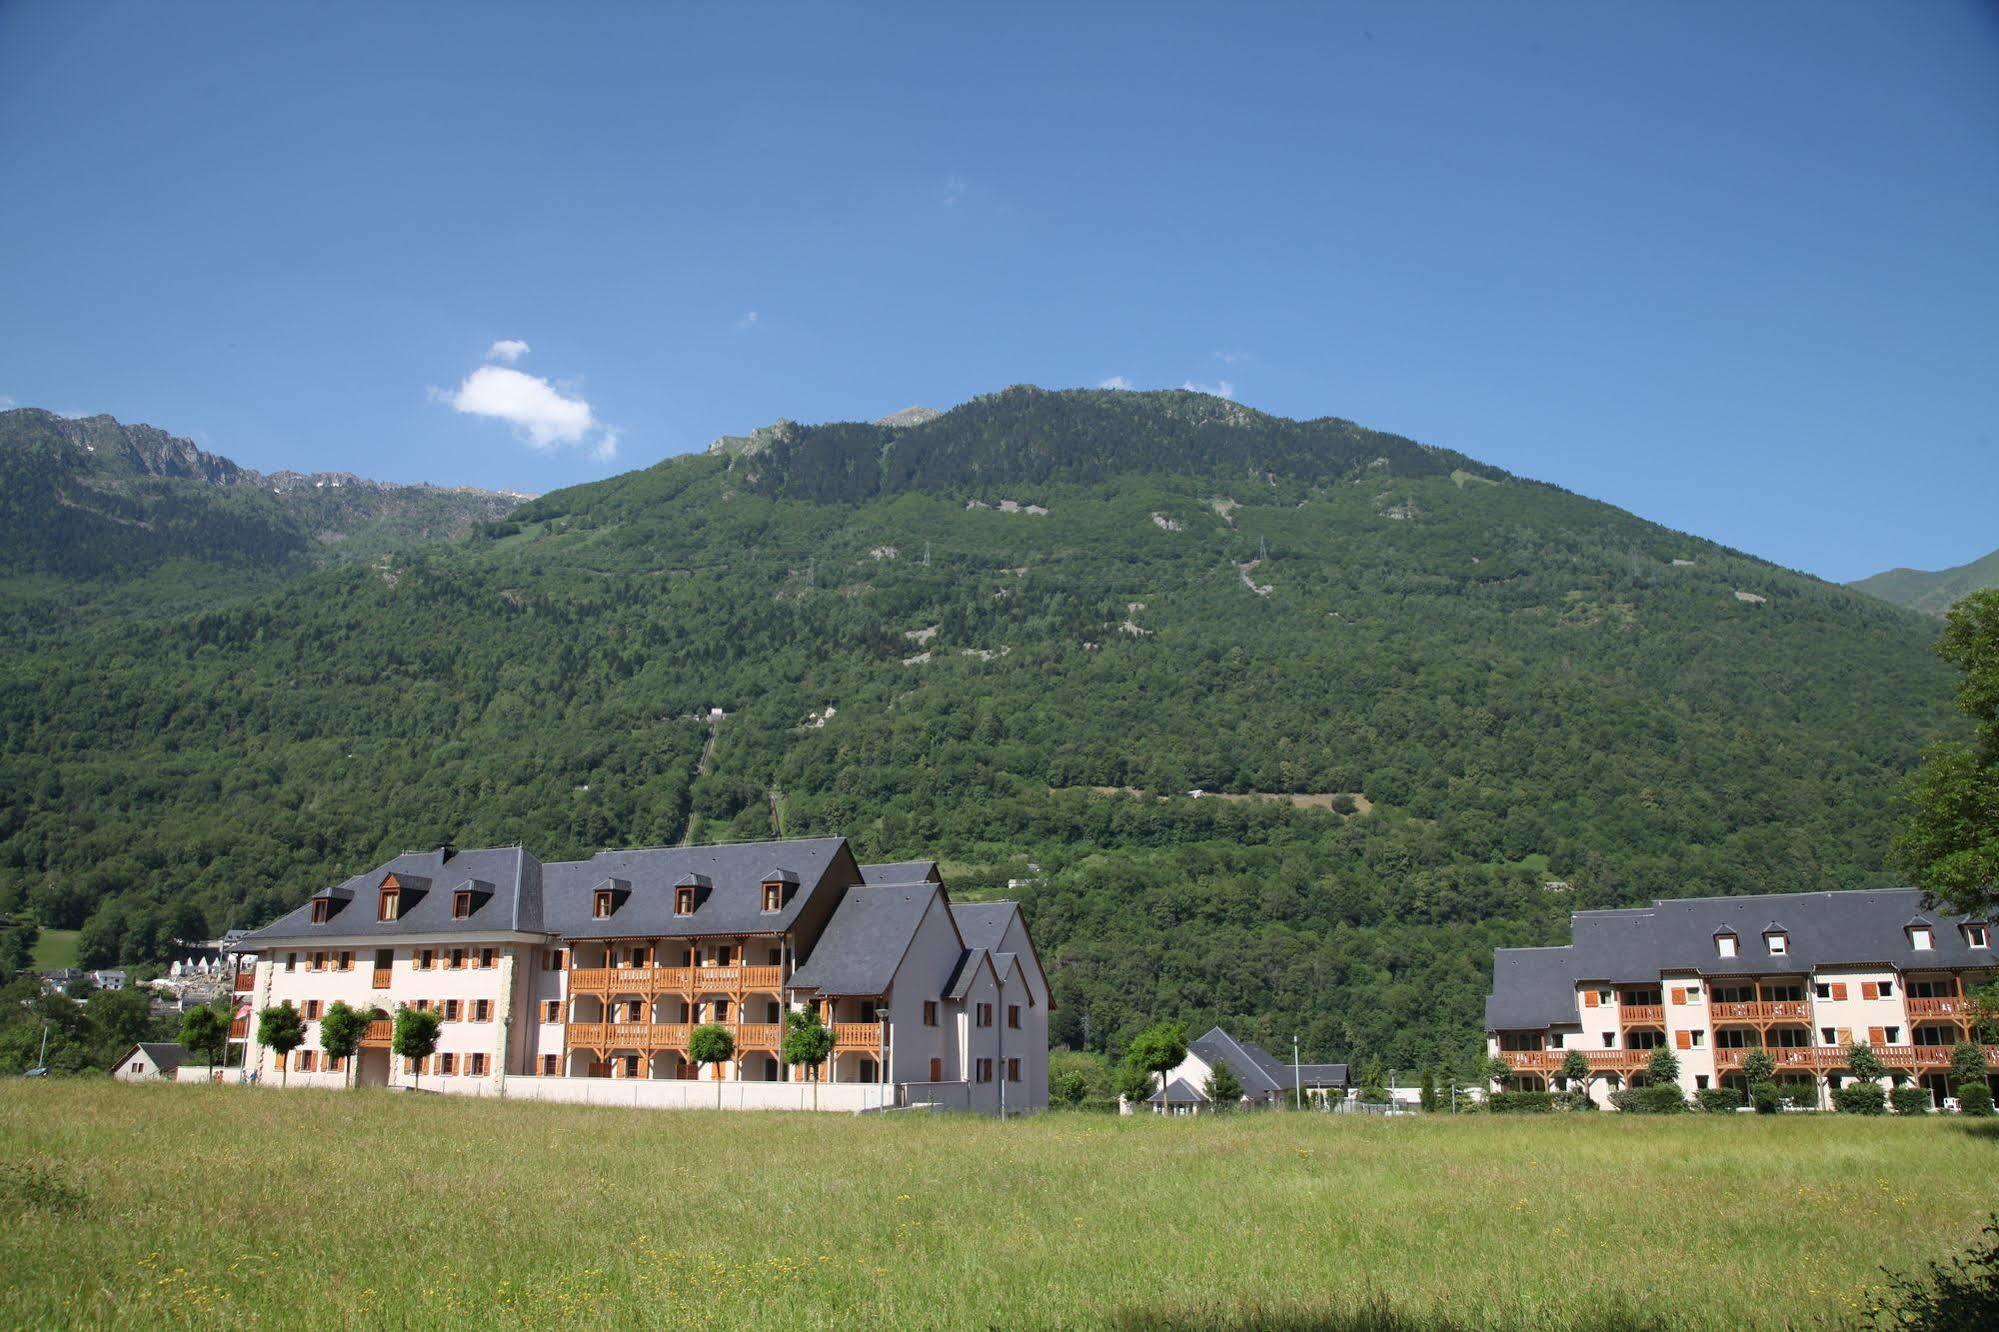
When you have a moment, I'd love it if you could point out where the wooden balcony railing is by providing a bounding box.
[228,1017,248,1039]
[1714,1045,1999,1072]
[361,1019,393,1049]
[371,967,392,988]
[734,1023,783,1050]
[568,965,782,992]
[1906,996,1969,1019]
[567,1021,792,1052]
[832,1022,882,1051]
[232,970,255,993]
[1710,1000,1812,1022]
[1619,1005,1665,1026]
[1498,1049,1648,1075]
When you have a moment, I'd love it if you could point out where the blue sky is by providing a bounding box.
[2,2,1994,582]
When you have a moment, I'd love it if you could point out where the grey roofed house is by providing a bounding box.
[1485,886,1993,1030]
[133,1041,186,1070]
[861,861,940,885]
[1186,1026,1351,1097]
[786,883,940,996]
[1147,1075,1207,1105]
[950,900,1018,951]
[245,846,542,943]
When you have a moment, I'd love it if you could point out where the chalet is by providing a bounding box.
[236,837,1048,1113]
[1144,1026,1349,1112]
[113,1042,187,1081]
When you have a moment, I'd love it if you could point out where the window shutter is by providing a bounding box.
[1674,1030,1691,1050]
[1868,1026,1885,1046]
[1836,1027,1851,1045]
[1831,983,1848,1001]
[1583,991,1599,1008]
[1861,982,1878,1001]
[1670,987,1686,1005]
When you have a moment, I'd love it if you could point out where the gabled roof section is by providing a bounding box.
[861,861,940,886]
[950,900,1019,952]
[1187,1026,1287,1096]
[247,847,536,944]
[1147,1076,1207,1104]
[128,1042,187,1071]
[943,947,993,1001]
[542,837,851,939]
[787,883,941,997]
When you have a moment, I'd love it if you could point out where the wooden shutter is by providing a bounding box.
[1868,1026,1885,1045]
[1674,1030,1692,1050]
[1861,982,1878,1001]
[1670,987,1686,1005]
[1836,1027,1851,1045]
[1831,983,1848,1001]
[929,1057,942,1081]
[1583,990,1599,1008]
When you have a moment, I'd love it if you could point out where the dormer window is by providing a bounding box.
[453,891,473,920]
[1908,925,1933,951]
[1765,931,1787,956]
[593,890,615,920]
[675,887,696,916]
[1714,931,1738,959]
[310,899,331,924]
[762,884,783,912]
[1967,924,1990,950]
[379,887,400,921]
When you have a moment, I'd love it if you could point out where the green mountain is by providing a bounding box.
[1851,545,1999,616]
[0,407,526,628]
[0,387,1958,1069]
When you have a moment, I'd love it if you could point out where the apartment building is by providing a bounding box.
[1485,888,1998,1109]
[237,837,1048,1113]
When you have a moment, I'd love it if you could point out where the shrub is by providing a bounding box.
[1609,1089,1642,1113]
[1750,1081,1786,1114]
[1555,1088,1596,1112]
[1865,1213,1999,1330]
[1892,1085,1934,1116]
[1958,1084,1996,1117]
[1833,1082,1887,1115]
[1486,1090,1555,1114]
[1695,1087,1742,1114]
[1640,1083,1689,1114]
[1049,1070,1089,1107]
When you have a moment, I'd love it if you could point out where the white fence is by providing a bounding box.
[454,1075,896,1113]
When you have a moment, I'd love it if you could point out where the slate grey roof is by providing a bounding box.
[950,901,1019,952]
[861,861,940,885]
[942,947,991,1001]
[1148,1076,1207,1104]
[1294,1063,1351,1088]
[244,847,537,944]
[1487,887,1992,1031]
[133,1042,186,1071]
[1188,1027,1287,1096]
[787,883,940,996]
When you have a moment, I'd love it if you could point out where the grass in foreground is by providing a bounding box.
[1,1083,1993,1330]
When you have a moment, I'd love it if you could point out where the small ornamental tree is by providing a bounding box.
[1847,1043,1886,1084]
[1645,1047,1681,1088]
[1482,1055,1512,1091]
[392,1005,443,1090]
[780,1008,834,1108]
[689,1022,735,1107]
[1950,1042,1987,1093]
[1114,1059,1156,1109]
[1125,1022,1190,1108]
[256,1003,305,1086]
[1202,1060,1244,1110]
[1560,1050,1591,1093]
[318,1001,370,1089]
[180,1005,228,1082]
[1050,1069,1089,1107]
[1740,1050,1777,1106]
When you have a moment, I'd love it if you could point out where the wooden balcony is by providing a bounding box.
[1710,1000,1812,1022]
[232,970,255,993]
[1498,1049,1647,1075]
[1619,1005,1665,1026]
[567,1021,787,1052]
[1906,996,1970,1019]
[228,1017,248,1040]
[832,1022,882,1051]
[361,1019,393,1049]
[568,965,781,993]
[734,1022,782,1050]
[371,967,392,988]
[1715,1045,1999,1072]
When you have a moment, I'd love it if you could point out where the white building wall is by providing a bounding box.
[885,893,968,1086]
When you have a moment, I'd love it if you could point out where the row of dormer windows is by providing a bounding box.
[1715,924,1988,958]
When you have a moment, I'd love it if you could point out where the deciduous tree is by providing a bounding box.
[257,1002,304,1085]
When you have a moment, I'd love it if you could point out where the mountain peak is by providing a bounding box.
[873,405,941,429]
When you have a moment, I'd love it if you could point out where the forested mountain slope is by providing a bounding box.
[0,408,523,627]
[0,388,1957,1069]
[1853,545,1999,616]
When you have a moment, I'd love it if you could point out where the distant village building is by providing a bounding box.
[1486,888,1999,1110]
[236,838,1048,1113]
[113,1042,187,1082]
[90,969,127,991]
[1140,1026,1349,1114]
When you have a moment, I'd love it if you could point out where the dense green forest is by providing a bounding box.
[1853,543,1999,617]
[0,388,1959,1070]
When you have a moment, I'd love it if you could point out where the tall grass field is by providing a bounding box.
[1,1082,1991,1329]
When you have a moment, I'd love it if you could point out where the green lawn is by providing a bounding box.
[1,1083,1991,1329]
[29,928,78,971]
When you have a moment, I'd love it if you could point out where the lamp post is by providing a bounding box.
[1293,1035,1301,1111]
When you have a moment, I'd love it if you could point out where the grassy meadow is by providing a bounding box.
[1,1083,1993,1330]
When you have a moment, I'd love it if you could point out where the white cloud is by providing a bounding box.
[1213,349,1251,365]
[943,175,967,206]
[1181,379,1235,399]
[0,394,15,408]
[1098,376,1134,390]
[442,364,606,451]
[591,428,621,462]
[486,339,530,364]
[735,311,759,331]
